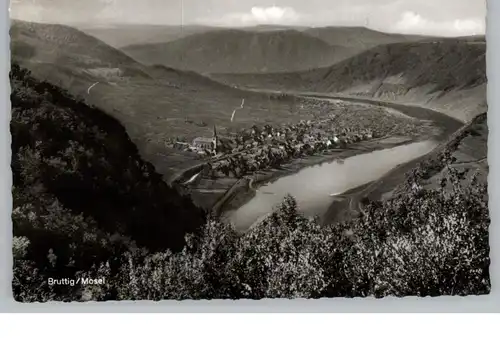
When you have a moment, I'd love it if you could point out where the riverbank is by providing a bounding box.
[212,133,428,218]
[322,112,485,225]
[321,153,432,225]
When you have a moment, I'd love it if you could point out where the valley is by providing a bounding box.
[10,19,487,229]
[9,1,490,301]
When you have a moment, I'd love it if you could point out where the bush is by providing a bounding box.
[228,196,328,299]
[342,167,489,297]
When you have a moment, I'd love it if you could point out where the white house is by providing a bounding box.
[192,137,213,150]
[191,125,219,155]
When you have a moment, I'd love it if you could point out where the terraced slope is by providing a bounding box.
[213,39,487,122]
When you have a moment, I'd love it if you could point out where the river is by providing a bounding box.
[226,139,438,231]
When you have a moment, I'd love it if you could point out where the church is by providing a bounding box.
[192,125,218,155]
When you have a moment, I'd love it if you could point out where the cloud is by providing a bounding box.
[393,11,484,36]
[217,6,301,26]
[9,0,115,24]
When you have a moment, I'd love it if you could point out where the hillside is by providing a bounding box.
[121,29,354,74]
[10,63,206,250]
[213,39,487,122]
[10,19,150,79]
[303,26,427,50]
[408,112,488,191]
[361,111,488,208]
[10,63,209,300]
[10,20,318,179]
[79,24,217,48]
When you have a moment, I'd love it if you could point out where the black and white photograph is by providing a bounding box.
[9,0,489,302]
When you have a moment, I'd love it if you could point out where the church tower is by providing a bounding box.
[212,125,218,155]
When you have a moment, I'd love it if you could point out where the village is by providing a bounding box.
[165,98,437,180]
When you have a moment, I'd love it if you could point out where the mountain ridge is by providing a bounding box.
[121,28,355,74]
[212,39,487,122]
[303,26,429,47]
[80,23,218,48]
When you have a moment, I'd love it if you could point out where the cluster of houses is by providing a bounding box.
[167,112,376,162]
[230,118,374,151]
[167,96,426,171]
[202,117,379,178]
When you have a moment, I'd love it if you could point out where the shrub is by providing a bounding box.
[342,167,490,297]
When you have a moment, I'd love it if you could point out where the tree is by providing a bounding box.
[229,195,329,298]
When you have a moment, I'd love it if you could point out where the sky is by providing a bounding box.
[10,0,487,36]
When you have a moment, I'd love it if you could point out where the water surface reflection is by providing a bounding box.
[227,140,437,231]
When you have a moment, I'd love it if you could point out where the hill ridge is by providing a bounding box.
[121,28,353,74]
[212,39,486,122]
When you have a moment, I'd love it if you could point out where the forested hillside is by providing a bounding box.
[122,29,351,74]
[303,26,426,49]
[10,64,206,301]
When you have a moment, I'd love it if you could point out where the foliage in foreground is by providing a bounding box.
[14,164,490,301]
[117,166,490,300]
